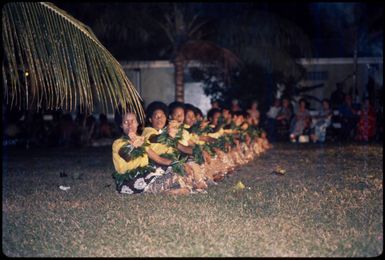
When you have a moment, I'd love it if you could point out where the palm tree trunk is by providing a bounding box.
[174,54,185,102]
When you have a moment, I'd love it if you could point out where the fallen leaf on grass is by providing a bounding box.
[271,165,286,175]
[232,181,245,191]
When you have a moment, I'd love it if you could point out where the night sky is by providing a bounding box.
[48,2,384,60]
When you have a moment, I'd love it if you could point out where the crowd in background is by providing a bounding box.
[3,86,383,149]
[3,108,120,148]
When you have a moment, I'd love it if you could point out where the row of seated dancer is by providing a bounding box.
[112,101,272,195]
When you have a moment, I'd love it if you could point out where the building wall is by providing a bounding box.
[297,58,383,109]
[122,61,211,115]
[125,67,175,108]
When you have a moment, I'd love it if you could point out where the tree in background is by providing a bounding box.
[191,5,313,112]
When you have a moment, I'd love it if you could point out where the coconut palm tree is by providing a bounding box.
[2,2,145,122]
[153,3,240,102]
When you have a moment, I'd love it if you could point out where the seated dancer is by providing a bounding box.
[183,104,229,182]
[112,111,190,195]
[229,111,250,165]
[168,101,208,189]
[141,101,206,193]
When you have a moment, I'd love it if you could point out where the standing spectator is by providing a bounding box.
[246,100,260,126]
[290,98,311,142]
[310,99,332,143]
[338,94,359,141]
[265,98,281,142]
[330,83,345,110]
[275,97,293,141]
[355,97,376,142]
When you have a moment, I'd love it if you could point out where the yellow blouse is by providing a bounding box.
[112,137,149,174]
[141,127,175,155]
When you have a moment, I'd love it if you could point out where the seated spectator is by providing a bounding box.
[355,97,376,141]
[338,94,359,141]
[290,98,311,142]
[265,98,281,142]
[97,113,112,138]
[275,97,293,141]
[246,100,260,126]
[310,99,332,143]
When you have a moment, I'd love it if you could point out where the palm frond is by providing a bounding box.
[180,40,240,84]
[180,40,240,68]
[296,83,325,93]
[2,2,144,122]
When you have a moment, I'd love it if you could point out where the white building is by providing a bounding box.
[119,57,383,115]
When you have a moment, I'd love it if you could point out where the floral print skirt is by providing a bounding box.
[119,167,175,194]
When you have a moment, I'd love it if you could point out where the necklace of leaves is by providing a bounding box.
[158,151,188,176]
[155,126,188,176]
[119,135,149,160]
[156,125,184,148]
[189,121,213,135]
[247,125,262,139]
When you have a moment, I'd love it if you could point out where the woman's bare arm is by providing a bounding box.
[147,148,173,166]
[177,143,193,155]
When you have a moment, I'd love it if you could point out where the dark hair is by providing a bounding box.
[195,107,204,118]
[233,110,246,117]
[168,101,185,115]
[221,104,231,112]
[184,103,196,116]
[207,108,221,121]
[145,101,169,126]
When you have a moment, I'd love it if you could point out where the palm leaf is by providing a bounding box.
[296,83,325,93]
[180,40,240,83]
[2,2,144,123]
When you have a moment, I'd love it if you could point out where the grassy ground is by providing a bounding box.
[2,143,383,257]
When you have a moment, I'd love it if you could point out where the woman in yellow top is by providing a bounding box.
[112,111,190,195]
[141,101,204,192]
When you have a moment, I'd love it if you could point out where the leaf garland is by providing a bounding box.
[156,126,184,148]
[119,135,149,160]
[211,135,228,152]
[192,144,205,165]
[159,152,188,176]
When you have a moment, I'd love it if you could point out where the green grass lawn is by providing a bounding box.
[2,143,383,257]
